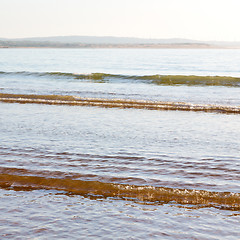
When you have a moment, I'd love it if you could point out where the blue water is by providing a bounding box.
[1,48,240,106]
[0,48,240,239]
[1,48,240,76]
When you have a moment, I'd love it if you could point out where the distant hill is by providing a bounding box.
[1,36,240,48]
[1,36,204,44]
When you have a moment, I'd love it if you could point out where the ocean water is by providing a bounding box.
[0,48,240,239]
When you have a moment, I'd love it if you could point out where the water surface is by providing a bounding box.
[0,48,239,239]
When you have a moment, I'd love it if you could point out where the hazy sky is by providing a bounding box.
[1,0,240,41]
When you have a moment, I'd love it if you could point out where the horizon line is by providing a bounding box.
[1,35,240,43]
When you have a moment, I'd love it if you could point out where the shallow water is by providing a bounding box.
[0,48,240,239]
[1,102,240,192]
[0,102,240,238]
[1,188,240,240]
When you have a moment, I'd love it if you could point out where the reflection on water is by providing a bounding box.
[0,188,240,239]
[1,48,240,239]
[0,101,240,239]
[1,103,240,192]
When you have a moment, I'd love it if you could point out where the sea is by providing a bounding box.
[0,48,240,239]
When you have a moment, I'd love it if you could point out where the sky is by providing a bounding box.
[1,0,240,41]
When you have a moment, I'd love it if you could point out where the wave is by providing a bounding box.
[1,93,240,114]
[0,167,239,210]
[1,71,240,87]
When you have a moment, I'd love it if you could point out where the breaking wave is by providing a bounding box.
[1,93,240,114]
[0,167,239,210]
[1,71,240,87]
